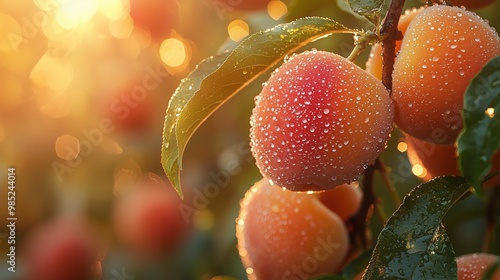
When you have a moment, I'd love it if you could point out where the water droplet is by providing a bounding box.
[450,44,457,49]
[323,108,330,114]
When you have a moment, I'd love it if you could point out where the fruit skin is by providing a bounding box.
[405,134,500,187]
[319,182,362,222]
[451,0,495,9]
[250,50,394,191]
[237,178,349,280]
[457,253,500,279]
[112,181,188,258]
[392,5,500,145]
[21,218,101,280]
[366,7,424,80]
[129,0,179,41]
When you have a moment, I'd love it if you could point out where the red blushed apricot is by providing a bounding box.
[366,7,424,80]
[319,183,362,222]
[210,0,270,11]
[392,5,500,145]
[405,135,500,187]
[129,0,179,41]
[250,50,394,191]
[237,178,349,280]
[112,182,188,258]
[457,253,500,279]
[21,218,101,280]
[451,0,495,9]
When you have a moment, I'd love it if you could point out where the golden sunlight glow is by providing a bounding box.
[267,0,288,20]
[411,164,427,178]
[0,74,23,112]
[228,19,249,42]
[160,38,187,67]
[397,141,408,153]
[108,16,134,38]
[0,14,22,51]
[30,53,74,92]
[100,0,129,21]
[485,107,495,118]
[0,121,4,143]
[56,0,99,29]
[55,134,80,160]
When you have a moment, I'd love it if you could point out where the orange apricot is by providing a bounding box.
[250,50,394,191]
[21,218,101,280]
[366,7,424,80]
[319,182,362,222]
[129,0,179,41]
[405,135,500,187]
[392,5,500,144]
[112,181,188,258]
[237,178,349,280]
[457,253,500,279]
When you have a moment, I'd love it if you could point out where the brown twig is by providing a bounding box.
[483,187,500,253]
[349,164,378,249]
[380,0,406,91]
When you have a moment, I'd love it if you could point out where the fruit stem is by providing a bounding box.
[482,187,499,253]
[349,164,378,249]
[375,158,402,206]
[379,0,405,92]
[347,44,365,62]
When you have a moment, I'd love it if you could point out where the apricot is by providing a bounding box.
[392,5,500,144]
[21,218,101,280]
[457,253,500,279]
[112,181,188,258]
[319,182,362,222]
[405,135,500,187]
[250,50,394,191]
[237,178,349,280]
[366,7,424,80]
[129,0,179,41]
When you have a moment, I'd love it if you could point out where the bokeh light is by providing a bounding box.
[0,13,22,51]
[228,19,249,42]
[267,0,288,20]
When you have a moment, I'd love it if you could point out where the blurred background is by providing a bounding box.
[0,0,499,279]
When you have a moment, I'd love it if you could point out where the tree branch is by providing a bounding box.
[380,0,406,91]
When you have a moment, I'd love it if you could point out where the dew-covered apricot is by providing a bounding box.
[392,5,500,144]
[237,178,349,280]
[250,50,394,191]
[457,253,500,279]
[319,182,362,222]
[366,7,424,80]
[405,135,500,187]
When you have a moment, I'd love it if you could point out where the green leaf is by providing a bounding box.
[162,53,230,198]
[342,248,373,279]
[363,176,470,279]
[457,56,500,195]
[346,0,384,26]
[161,17,359,196]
